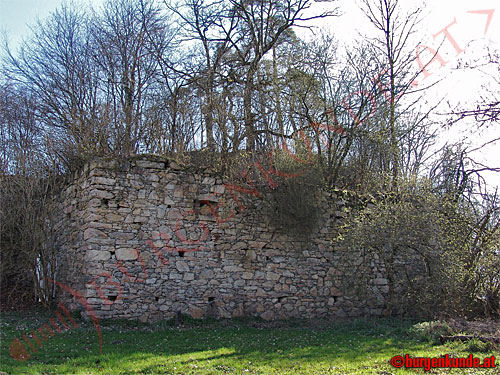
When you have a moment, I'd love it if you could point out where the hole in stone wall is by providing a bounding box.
[277,296,285,302]
[195,199,213,215]
[101,198,109,207]
[195,195,219,216]
[208,297,215,303]
[176,311,183,323]
[108,295,117,302]
[155,296,159,302]
[178,251,185,257]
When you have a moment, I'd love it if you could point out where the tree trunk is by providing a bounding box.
[244,66,257,151]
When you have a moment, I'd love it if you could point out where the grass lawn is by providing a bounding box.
[1,309,498,374]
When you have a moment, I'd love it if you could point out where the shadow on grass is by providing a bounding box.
[1,311,434,374]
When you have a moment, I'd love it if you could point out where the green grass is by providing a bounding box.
[1,310,498,374]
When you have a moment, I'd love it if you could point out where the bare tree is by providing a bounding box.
[91,0,172,155]
[451,45,500,125]
[223,0,337,151]
[164,0,237,151]
[3,4,108,166]
[358,0,425,190]
[0,83,60,307]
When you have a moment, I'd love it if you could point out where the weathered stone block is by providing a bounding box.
[200,269,214,279]
[116,248,138,260]
[245,250,257,262]
[110,232,135,240]
[136,160,165,169]
[374,278,388,286]
[234,279,245,287]
[213,185,225,194]
[189,306,204,319]
[176,261,189,272]
[91,189,114,199]
[106,213,124,223]
[241,272,253,280]
[254,271,265,279]
[84,228,107,240]
[224,265,243,272]
[255,288,266,297]
[261,310,274,321]
[266,272,280,281]
[86,250,111,261]
[146,174,160,182]
[232,241,246,250]
[378,285,389,294]
[94,177,116,186]
[330,287,342,297]
[202,177,215,185]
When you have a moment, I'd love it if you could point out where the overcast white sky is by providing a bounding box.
[304,0,500,192]
[1,0,498,191]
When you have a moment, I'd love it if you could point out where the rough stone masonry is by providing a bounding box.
[55,155,391,322]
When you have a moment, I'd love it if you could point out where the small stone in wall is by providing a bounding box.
[94,177,116,185]
[234,279,245,287]
[189,306,204,319]
[261,310,274,321]
[199,269,214,279]
[136,160,165,169]
[91,189,114,199]
[330,287,342,297]
[266,272,280,281]
[232,303,244,317]
[213,185,225,194]
[374,278,388,285]
[245,250,257,262]
[232,241,246,250]
[378,285,389,294]
[146,174,159,182]
[176,261,189,272]
[157,207,166,218]
[84,228,107,240]
[255,288,266,297]
[174,187,183,198]
[86,250,111,261]
[202,176,215,185]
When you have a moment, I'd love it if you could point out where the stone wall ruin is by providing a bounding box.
[55,155,391,322]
